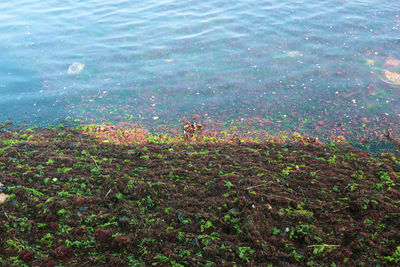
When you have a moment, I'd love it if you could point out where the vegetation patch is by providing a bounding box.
[0,125,399,266]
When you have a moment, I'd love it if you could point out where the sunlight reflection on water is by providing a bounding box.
[0,0,400,150]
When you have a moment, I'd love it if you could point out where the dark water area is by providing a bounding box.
[1,0,400,151]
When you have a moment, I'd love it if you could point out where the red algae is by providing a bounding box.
[0,125,399,265]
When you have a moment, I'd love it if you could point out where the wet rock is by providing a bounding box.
[128,151,143,157]
[0,184,6,193]
[281,142,292,148]
[66,144,75,150]
[160,144,170,150]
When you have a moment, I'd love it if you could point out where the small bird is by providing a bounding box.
[183,121,204,138]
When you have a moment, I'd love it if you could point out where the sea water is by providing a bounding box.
[0,0,399,148]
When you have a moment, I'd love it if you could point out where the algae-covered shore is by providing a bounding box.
[0,124,399,266]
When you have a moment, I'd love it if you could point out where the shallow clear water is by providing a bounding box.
[1,0,400,146]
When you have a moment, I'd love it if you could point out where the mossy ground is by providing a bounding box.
[0,124,399,266]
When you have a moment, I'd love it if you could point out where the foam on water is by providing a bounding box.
[67,62,85,75]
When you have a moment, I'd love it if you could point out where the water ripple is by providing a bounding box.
[0,0,400,128]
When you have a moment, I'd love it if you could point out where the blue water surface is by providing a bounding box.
[1,0,400,145]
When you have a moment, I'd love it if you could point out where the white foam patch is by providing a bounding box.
[67,62,85,75]
[287,51,302,58]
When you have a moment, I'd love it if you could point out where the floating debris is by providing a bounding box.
[67,62,85,75]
